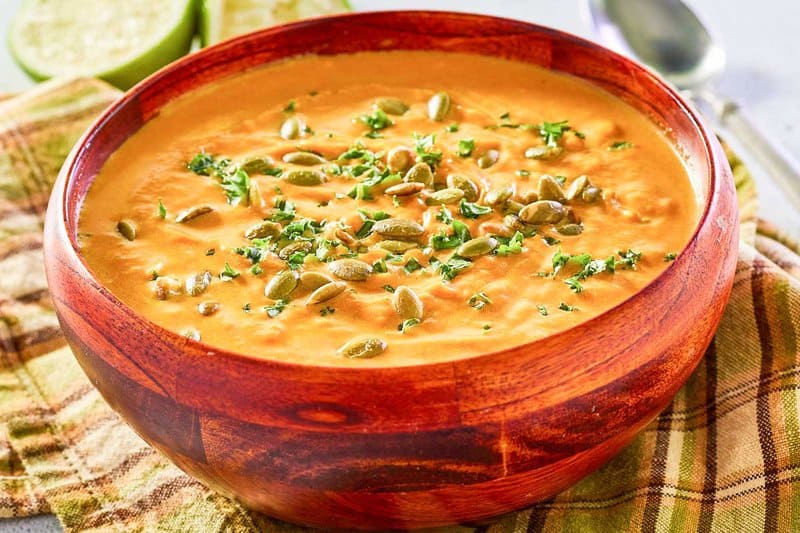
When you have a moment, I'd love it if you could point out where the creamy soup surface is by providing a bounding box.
[79,51,699,366]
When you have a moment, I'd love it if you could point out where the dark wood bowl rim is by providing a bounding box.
[56,10,721,372]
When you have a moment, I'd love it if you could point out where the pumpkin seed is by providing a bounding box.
[328,259,372,281]
[503,214,524,231]
[483,186,513,207]
[240,156,274,175]
[185,271,212,296]
[338,336,387,359]
[283,169,326,186]
[151,276,182,300]
[376,97,409,116]
[385,181,424,196]
[538,174,567,202]
[457,236,498,257]
[387,146,415,173]
[372,218,424,240]
[582,185,602,203]
[425,187,464,206]
[446,174,480,202]
[556,223,584,236]
[278,241,312,260]
[307,281,347,305]
[280,115,305,140]
[248,180,264,208]
[264,270,299,300]
[476,149,499,169]
[117,219,137,241]
[299,271,333,291]
[524,145,564,160]
[403,162,434,188]
[564,175,589,201]
[334,228,358,247]
[518,200,566,225]
[375,240,418,253]
[197,301,220,316]
[518,190,539,204]
[427,91,451,121]
[504,200,524,215]
[282,151,326,166]
[392,286,423,320]
[175,204,214,223]
[245,220,281,240]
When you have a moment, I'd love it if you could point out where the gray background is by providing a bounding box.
[0,0,798,531]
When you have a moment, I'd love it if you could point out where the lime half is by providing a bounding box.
[200,0,352,46]
[9,0,196,89]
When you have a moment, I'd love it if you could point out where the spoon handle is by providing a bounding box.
[715,99,800,213]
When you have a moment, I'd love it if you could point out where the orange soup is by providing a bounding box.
[79,51,698,366]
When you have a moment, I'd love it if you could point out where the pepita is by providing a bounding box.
[384,181,424,196]
[282,151,326,166]
[518,200,566,225]
[185,271,212,296]
[556,223,584,236]
[328,259,373,281]
[446,174,480,202]
[524,145,564,160]
[424,187,465,205]
[483,186,513,207]
[392,286,423,320]
[240,156,274,175]
[244,220,281,240]
[117,219,137,241]
[372,218,424,240]
[338,337,387,359]
[283,169,326,186]
[564,175,589,201]
[299,271,334,290]
[264,270,299,299]
[375,240,418,253]
[175,204,214,223]
[278,241,312,260]
[376,97,409,116]
[427,92,451,121]
[403,162,434,188]
[280,115,305,140]
[537,174,567,202]
[457,236,498,257]
[306,281,347,305]
[476,149,499,169]
[151,276,182,300]
[387,146,415,173]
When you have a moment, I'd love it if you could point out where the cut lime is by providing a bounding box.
[8,0,196,89]
[199,0,352,47]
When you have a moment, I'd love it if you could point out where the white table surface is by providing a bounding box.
[1,0,798,531]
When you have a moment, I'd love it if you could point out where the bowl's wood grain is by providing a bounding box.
[43,11,739,530]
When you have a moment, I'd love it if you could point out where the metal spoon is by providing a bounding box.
[586,0,800,212]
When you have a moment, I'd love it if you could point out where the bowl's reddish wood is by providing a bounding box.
[43,11,739,530]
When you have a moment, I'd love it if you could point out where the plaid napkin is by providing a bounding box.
[0,78,798,533]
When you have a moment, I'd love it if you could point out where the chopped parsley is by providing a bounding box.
[221,168,250,206]
[372,258,388,273]
[446,123,459,132]
[359,108,393,136]
[205,248,215,256]
[457,138,476,157]
[559,302,577,312]
[412,133,443,168]
[264,299,288,318]
[495,231,524,256]
[538,305,549,316]
[187,152,249,205]
[382,284,396,293]
[242,303,251,312]
[284,100,296,113]
[431,255,471,281]
[432,219,471,250]
[459,198,492,219]
[468,292,492,310]
[249,264,263,276]
[436,205,453,224]
[664,252,677,262]
[271,198,296,222]
[320,306,335,317]
[404,257,423,274]
[483,324,492,331]
[355,209,390,239]
[538,120,571,147]
[616,249,642,269]
[609,141,633,151]
[516,169,531,177]
[220,262,240,281]
[398,318,421,333]
[187,152,218,175]
[542,236,561,246]
[157,198,167,219]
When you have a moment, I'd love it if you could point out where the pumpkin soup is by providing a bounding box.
[78,51,699,366]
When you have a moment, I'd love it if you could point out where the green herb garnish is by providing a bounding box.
[284,100,296,113]
[496,231,524,256]
[382,284,396,293]
[359,108,393,135]
[609,141,633,151]
[459,198,492,219]
[157,198,167,219]
[457,138,476,157]
[220,262,240,281]
[538,120,571,147]
[468,292,492,310]
[412,133,443,168]
[664,252,677,262]
[404,257,423,274]
[398,318,421,333]
[446,123,459,132]
[538,305,548,316]
[559,302,577,312]
[320,306,335,317]
[431,255,471,281]
[264,299,288,318]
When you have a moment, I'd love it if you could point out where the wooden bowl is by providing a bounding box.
[43,11,739,530]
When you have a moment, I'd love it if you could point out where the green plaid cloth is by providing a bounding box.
[0,78,798,532]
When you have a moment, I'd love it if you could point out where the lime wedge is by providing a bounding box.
[9,0,196,89]
[199,0,352,46]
